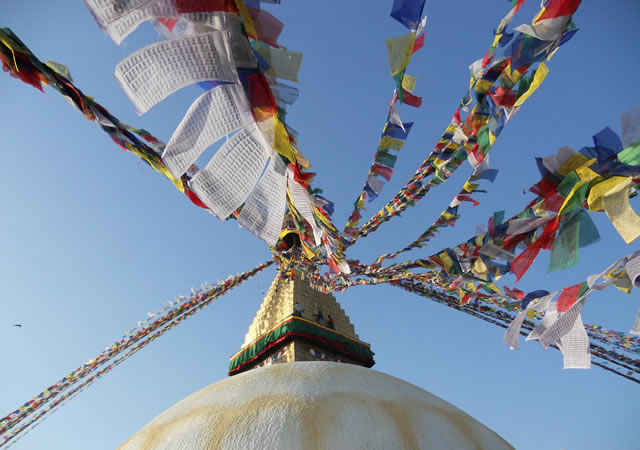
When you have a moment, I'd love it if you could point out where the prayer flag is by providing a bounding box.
[385,33,415,75]
[383,122,413,140]
[390,0,426,30]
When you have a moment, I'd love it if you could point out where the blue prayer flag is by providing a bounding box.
[383,122,414,140]
[390,0,426,30]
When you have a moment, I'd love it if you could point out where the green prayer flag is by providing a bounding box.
[618,141,640,166]
[375,150,398,168]
[548,210,599,272]
[477,125,491,151]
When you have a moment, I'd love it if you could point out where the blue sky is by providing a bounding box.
[1,1,639,448]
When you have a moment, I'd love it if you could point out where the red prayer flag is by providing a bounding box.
[247,73,277,122]
[504,286,526,300]
[401,89,422,107]
[412,33,425,53]
[556,283,583,313]
[185,188,208,209]
[171,0,238,13]
[535,0,581,22]
[156,17,178,31]
[371,163,394,181]
[510,217,560,281]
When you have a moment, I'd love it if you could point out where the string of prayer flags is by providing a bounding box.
[337,117,637,306]
[354,0,582,247]
[5,0,639,411]
[83,0,343,257]
[0,27,186,193]
[391,276,639,382]
[0,261,274,446]
[374,108,637,275]
[341,8,425,246]
[506,252,640,370]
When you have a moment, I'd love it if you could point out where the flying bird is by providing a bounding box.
[12,324,22,328]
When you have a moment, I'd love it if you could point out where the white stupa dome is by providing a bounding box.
[119,362,512,449]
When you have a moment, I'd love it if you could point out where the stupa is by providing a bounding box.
[119,262,513,449]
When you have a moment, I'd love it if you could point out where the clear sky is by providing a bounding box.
[1,1,639,449]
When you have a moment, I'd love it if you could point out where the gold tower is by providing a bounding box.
[228,273,374,375]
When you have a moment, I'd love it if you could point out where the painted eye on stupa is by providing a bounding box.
[308,348,326,359]
[269,351,284,363]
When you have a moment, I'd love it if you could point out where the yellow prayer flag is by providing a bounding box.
[488,282,501,294]
[557,152,590,176]
[233,0,258,39]
[513,62,549,107]
[274,116,295,159]
[441,211,456,221]
[439,251,455,276]
[606,267,633,294]
[463,181,479,193]
[575,158,599,182]
[475,79,493,94]
[378,136,405,151]
[385,32,416,76]
[491,33,502,50]
[601,177,640,244]
[587,176,629,211]
[262,115,300,165]
[402,74,417,92]
[489,130,497,147]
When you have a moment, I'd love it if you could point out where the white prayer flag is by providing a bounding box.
[238,155,288,246]
[189,123,272,220]
[162,83,253,178]
[115,33,236,114]
[287,170,323,246]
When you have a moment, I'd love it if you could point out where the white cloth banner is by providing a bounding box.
[525,301,591,369]
[115,32,236,114]
[506,214,556,236]
[539,296,587,350]
[479,243,516,262]
[84,0,153,29]
[153,13,256,68]
[85,0,178,44]
[515,15,571,41]
[558,313,591,369]
[85,0,258,65]
[238,155,288,246]
[526,302,558,343]
[162,83,253,178]
[189,123,271,220]
[287,169,323,246]
[504,292,555,350]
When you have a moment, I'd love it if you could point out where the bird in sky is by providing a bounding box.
[12,324,22,328]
